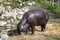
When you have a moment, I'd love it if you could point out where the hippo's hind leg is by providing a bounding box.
[30,26,35,35]
[17,27,21,35]
[28,27,31,31]
[41,23,46,32]
[17,29,21,35]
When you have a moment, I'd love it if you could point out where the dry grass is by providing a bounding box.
[9,23,60,40]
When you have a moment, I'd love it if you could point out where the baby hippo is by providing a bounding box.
[17,8,49,35]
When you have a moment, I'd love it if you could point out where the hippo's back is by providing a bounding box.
[24,8,49,26]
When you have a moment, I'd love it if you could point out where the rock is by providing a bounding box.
[0,4,30,36]
[1,29,12,36]
[19,11,24,14]
[5,24,11,27]
[7,20,10,23]
[1,30,9,40]
[32,2,35,5]
[27,1,35,6]
[0,38,2,40]
[1,30,6,34]
[5,26,11,29]
[7,30,12,36]
[21,6,29,12]
[1,33,9,40]
[0,21,7,26]
[17,15,23,19]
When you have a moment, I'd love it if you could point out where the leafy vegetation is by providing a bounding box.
[30,0,60,15]
[3,1,19,9]
[2,0,60,15]
[11,1,19,9]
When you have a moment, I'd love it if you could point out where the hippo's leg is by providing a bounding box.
[41,23,46,32]
[18,30,21,35]
[25,29,28,35]
[28,26,31,31]
[17,28,21,35]
[31,26,35,35]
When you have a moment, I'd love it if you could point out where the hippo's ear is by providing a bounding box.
[26,23,29,26]
[24,23,29,28]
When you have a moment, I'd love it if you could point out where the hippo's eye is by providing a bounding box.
[20,26,25,30]
[20,26,23,30]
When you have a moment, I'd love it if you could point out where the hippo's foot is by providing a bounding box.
[31,30,34,35]
[18,33,21,35]
[41,29,45,32]
[31,33,34,35]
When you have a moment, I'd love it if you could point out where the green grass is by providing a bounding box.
[48,18,60,24]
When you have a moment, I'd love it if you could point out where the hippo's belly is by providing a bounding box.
[27,13,46,26]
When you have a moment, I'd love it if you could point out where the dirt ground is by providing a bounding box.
[9,22,60,40]
[9,14,60,40]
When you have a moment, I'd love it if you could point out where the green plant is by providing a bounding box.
[11,1,19,9]
[43,1,52,9]
[54,6,60,14]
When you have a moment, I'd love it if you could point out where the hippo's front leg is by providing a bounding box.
[25,29,28,35]
[31,26,35,35]
[41,23,46,32]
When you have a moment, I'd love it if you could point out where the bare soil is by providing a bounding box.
[9,23,60,40]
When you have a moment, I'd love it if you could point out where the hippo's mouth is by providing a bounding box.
[20,32,26,35]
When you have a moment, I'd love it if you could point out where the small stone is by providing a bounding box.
[1,33,9,40]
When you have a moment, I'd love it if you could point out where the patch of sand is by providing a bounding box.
[9,23,60,40]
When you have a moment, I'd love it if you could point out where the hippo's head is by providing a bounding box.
[19,23,29,35]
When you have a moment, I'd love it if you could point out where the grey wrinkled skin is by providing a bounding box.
[17,8,49,35]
